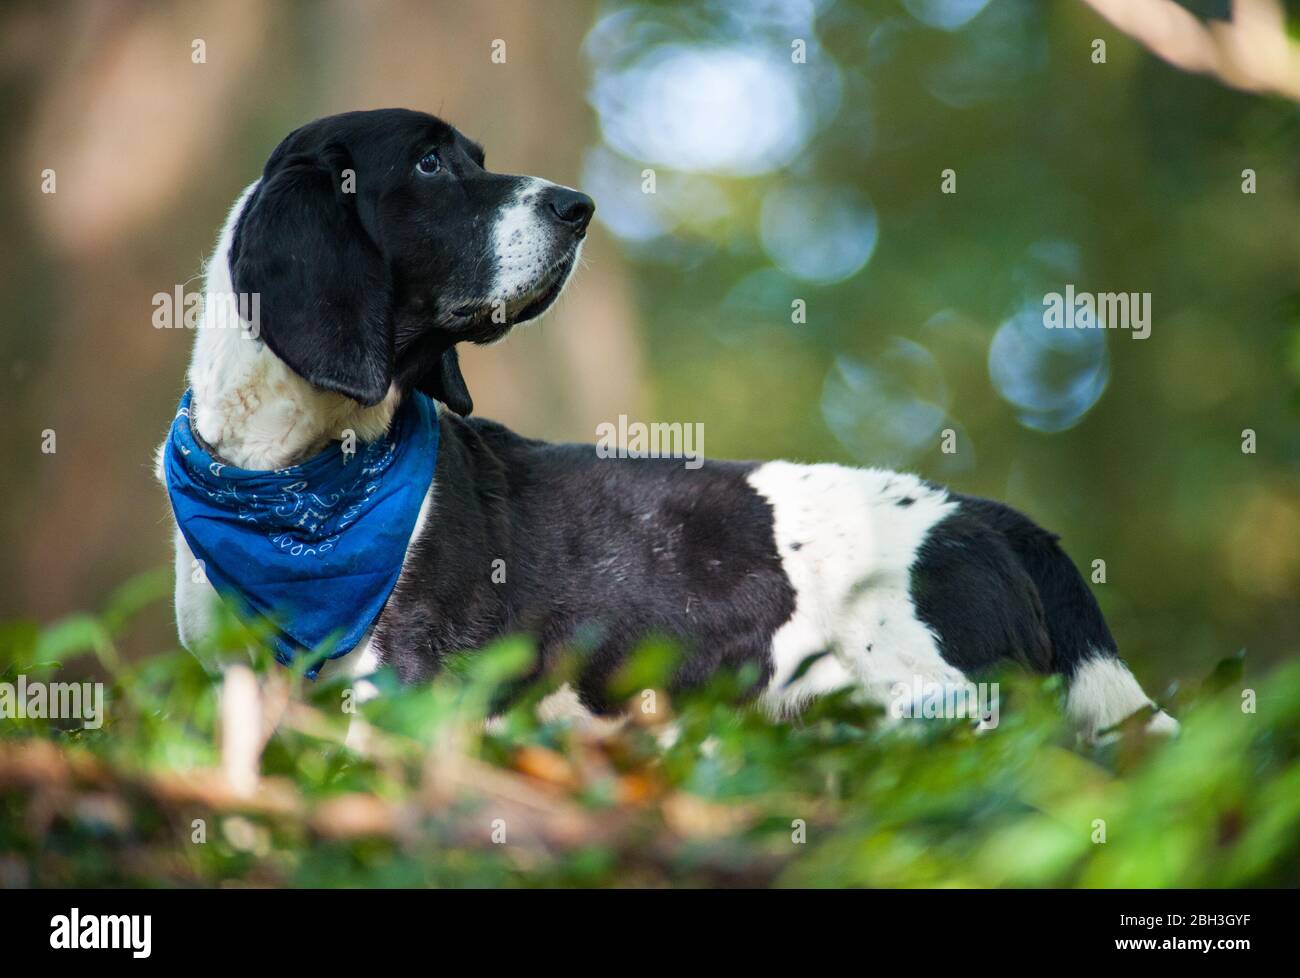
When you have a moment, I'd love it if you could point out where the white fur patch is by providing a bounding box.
[171,529,220,664]
[746,461,965,717]
[489,177,558,304]
[1067,654,1178,739]
[180,182,399,472]
[534,682,627,735]
[342,637,383,704]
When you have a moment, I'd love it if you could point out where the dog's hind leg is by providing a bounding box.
[948,495,1177,740]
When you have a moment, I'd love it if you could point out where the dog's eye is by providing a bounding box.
[415,151,441,175]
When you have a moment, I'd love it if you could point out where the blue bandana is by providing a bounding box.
[164,389,438,678]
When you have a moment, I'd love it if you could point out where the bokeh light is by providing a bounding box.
[821,339,950,467]
[589,43,811,177]
[903,0,992,32]
[760,184,878,283]
[988,300,1110,433]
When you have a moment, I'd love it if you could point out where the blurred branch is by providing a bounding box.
[1080,0,1300,101]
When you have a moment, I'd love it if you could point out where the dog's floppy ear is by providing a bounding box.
[230,151,394,406]
[418,345,473,417]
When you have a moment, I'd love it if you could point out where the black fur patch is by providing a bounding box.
[911,493,1117,678]
[374,416,796,713]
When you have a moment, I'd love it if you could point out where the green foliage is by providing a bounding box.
[0,572,1296,888]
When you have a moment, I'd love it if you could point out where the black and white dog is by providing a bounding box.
[159,108,1175,740]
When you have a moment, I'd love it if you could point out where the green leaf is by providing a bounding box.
[32,614,111,666]
[102,568,172,635]
[1200,649,1246,696]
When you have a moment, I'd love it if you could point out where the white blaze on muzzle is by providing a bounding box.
[489,177,561,304]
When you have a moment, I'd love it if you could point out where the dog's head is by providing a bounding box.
[228,108,593,415]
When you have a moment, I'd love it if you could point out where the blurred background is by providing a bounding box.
[2,0,1298,689]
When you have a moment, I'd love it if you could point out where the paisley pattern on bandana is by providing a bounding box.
[164,388,439,678]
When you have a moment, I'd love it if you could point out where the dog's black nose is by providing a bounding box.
[545,187,595,234]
